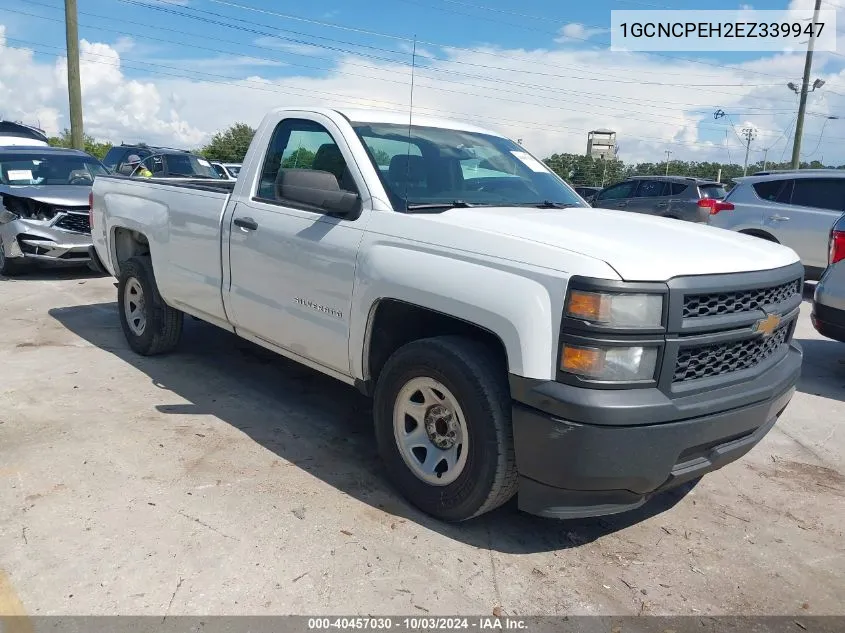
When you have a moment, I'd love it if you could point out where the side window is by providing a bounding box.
[213,164,227,178]
[633,180,667,198]
[752,179,789,202]
[102,147,124,171]
[669,182,688,195]
[131,155,163,178]
[257,118,359,205]
[597,181,636,201]
[788,178,845,211]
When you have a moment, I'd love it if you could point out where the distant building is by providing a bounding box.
[586,129,616,160]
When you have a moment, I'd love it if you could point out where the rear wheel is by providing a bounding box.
[117,256,183,355]
[373,336,518,522]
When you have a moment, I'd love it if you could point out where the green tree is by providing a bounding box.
[200,122,256,162]
[282,147,316,169]
[47,129,112,159]
[371,148,391,166]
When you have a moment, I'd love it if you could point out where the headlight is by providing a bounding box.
[566,290,663,328]
[561,344,658,382]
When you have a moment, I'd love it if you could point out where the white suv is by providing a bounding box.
[709,169,845,280]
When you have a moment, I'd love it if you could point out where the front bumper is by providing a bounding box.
[0,218,92,266]
[510,343,802,519]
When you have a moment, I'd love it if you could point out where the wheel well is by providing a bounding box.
[740,229,779,243]
[112,227,150,274]
[364,300,508,393]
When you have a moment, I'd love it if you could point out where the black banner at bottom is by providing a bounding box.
[1,616,843,633]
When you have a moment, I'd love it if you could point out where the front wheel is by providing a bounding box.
[117,256,183,355]
[373,336,518,522]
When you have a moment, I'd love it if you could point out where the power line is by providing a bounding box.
[14,1,814,122]
[2,7,815,139]
[11,40,754,152]
[128,0,801,95]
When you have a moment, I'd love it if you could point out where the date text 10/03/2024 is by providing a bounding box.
[307,618,528,630]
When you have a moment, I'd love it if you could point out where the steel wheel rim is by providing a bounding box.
[393,376,469,486]
[124,277,147,336]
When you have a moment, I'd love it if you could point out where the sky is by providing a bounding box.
[1,0,845,164]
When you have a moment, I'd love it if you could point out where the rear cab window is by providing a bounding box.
[698,183,727,199]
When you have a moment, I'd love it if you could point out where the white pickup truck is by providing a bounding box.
[90,107,804,522]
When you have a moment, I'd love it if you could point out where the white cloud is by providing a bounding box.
[739,4,754,9]
[556,23,609,43]
[3,17,845,165]
[253,36,328,58]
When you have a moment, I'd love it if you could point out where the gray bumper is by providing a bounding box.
[0,217,92,264]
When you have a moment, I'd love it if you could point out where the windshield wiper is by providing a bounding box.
[493,201,580,209]
[532,201,580,209]
[406,200,475,210]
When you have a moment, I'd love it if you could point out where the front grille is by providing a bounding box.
[683,279,801,319]
[54,212,90,234]
[674,324,790,382]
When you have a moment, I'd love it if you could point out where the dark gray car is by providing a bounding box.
[592,175,728,223]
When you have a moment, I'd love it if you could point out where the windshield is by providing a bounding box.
[0,153,107,185]
[352,122,585,210]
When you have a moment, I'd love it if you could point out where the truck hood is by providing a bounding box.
[429,205,799,281]
[0,185,90,208]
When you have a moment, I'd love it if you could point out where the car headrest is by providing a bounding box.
[388,154,426,184]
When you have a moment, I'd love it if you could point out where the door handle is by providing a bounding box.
[656,202,668,208]
[234,217,258,231]
[769,214,790,222]
[616,202,628,208]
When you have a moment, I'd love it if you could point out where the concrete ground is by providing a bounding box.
[1,269,844,617]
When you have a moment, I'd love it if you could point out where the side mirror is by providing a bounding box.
[276,168,360,216]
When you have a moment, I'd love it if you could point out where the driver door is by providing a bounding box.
[226,114,369,376]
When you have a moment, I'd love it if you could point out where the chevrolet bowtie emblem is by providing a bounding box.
[754,313,782,338]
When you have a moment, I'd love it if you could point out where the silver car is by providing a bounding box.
[812,211,845,343]
[709,169,845,281]
[0,147,107,275]
[592,175,728,223]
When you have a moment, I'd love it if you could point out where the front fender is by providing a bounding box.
[350,244,575,381]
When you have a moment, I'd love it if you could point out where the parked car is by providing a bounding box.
[592,175,728,223]
[0,120,49,147]
[0,146,106,275]
[812,211,845,342]
[708,169,845,281]
[572,185,601,203]
[102,143,218,178]
[211,162,242,180]
[120,151,221,180]
[91,106,802,522]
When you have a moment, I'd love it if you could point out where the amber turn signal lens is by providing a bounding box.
[567,290,608,322]
[561,344,604,376]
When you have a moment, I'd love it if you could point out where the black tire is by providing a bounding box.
[373,336,518,522]
[117,256,183,355]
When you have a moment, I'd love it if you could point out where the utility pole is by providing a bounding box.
[762,147,769,171]
[664,149,672,176]
[742,127,756,176]
[64,0,84,150]
[791,0,823,170]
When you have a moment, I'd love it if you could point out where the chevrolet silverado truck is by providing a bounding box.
[90,107,804,522]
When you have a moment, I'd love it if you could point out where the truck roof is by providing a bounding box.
[269,107,504,137]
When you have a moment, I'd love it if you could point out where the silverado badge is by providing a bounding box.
[754,313,781,338]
